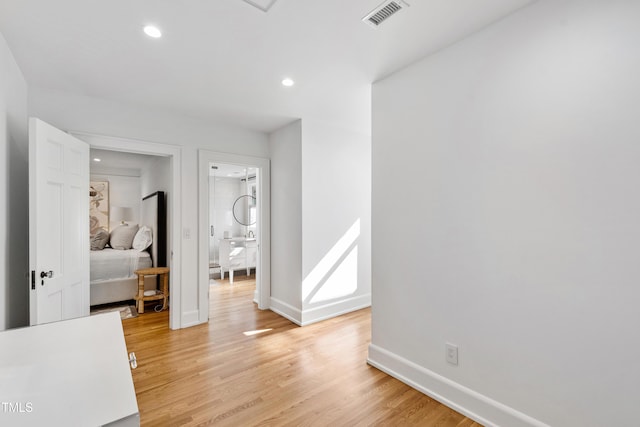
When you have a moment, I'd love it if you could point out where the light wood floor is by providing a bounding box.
[122,276,481,426]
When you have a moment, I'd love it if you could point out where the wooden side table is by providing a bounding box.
[133,267,170,314]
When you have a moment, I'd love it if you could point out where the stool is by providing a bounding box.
[133,267,170,314]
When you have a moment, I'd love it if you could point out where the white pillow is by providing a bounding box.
[132,225,153,251]
[110,224,139,250]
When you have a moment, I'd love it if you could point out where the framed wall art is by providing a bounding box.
[89,181,109,235]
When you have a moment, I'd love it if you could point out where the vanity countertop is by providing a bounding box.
[222,237,256,242]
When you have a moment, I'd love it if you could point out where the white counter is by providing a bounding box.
[0,312,139,426]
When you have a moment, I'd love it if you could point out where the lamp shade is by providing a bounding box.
[112,206,134,224]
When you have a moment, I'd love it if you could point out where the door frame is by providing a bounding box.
[70,131,183,330]
[198,150,271,321]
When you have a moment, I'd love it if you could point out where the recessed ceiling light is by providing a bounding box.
[282,78,295,87]
[143,25,162,38]
[93,158,101,162]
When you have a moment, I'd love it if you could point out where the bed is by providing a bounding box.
[90,191,166,306]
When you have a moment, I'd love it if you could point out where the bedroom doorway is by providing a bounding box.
[77,132,182,330]
[88,149,170,312]
[198,150,271,323]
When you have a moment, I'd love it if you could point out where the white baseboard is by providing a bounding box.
[367,344,549,427]
[269,298,302,326]
[181,310,202,328]
[301,293,371,326]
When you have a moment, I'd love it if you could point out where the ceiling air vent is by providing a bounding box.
[362,0,409,28]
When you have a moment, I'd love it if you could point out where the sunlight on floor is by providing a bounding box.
[243,328,273,336]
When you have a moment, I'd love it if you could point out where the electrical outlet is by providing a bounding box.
[183,228,191,239]
[446,343,458,366]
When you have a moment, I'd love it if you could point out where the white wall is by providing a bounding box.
[0,32,28,331]
[301,120,371,324]
[141,155,171,269]
[369,1,640,426]
[269,120,303,319]
[141,156,170,199]
[90,173,141,230]
[29,87,269,328]
[213,178,245,240]
[268,118,372,325]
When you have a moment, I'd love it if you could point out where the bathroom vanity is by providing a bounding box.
[218,237,257,283]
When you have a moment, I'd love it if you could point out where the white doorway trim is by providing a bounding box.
[198,150,271,321]
[70,131,183,330]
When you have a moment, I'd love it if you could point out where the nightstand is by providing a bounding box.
[133,267,169,313]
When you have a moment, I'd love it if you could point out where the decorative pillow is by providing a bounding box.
[132,226,153,251]
[90,228,109,251]
[109,224,139,250]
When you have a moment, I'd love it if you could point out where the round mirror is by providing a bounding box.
[232,195,257,226]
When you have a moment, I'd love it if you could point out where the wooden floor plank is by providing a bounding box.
[122,277,481,426]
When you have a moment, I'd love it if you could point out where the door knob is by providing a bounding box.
[40,271,53,279]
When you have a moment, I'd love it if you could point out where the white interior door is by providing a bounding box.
[29,118,90,325]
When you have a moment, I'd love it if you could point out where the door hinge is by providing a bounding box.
[31,270,35,290]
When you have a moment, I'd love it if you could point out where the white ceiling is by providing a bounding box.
[90,148,159,175]
[0,0,534,134]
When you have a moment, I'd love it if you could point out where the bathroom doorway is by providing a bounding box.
[198,150,271,323]
[208,163,258,292]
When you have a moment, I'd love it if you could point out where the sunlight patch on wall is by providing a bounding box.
[303,219,360,303]
[309,246,358,304]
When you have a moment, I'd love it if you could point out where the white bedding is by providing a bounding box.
[90,249,152,282]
